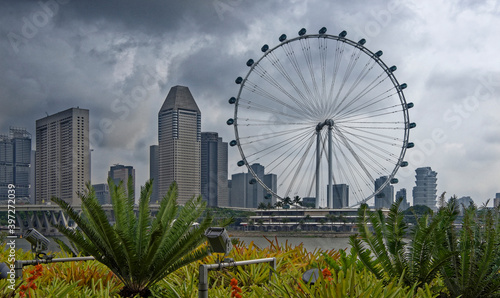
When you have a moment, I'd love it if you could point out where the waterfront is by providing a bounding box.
[10,234,352,254]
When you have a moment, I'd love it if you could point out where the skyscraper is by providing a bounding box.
[201,132,229,207]
[158,86,201,204]
[149,145,159,203]
[329,184,349,209]
[412,167,438,211]
[93,183,110,205]
[395,188,410,210]
[35,108,90,205]
[108,164,135,199]
[374,176,394,209]
[229,163,277,208]
[495,193,500,208]
[0,127,32,203]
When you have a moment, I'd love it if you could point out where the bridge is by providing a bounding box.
[0,204,255,236]
[0,204,160,236]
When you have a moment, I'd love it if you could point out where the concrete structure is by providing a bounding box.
[229,163,277,208]
[395,188,410,211]
[158,86,201,204]
[412,167,438,211]
[108,164,135,199]
[495,193,500,208]
[374,176,394,209]
[149,145,159,203]
[35,108,90,205]
[0,127,32,203]
[201,132,229,207]
[93,183,110,205]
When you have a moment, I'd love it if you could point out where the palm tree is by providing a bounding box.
[292,195,302,208]
[51,179,231,297]
[438,198,500,297]
[350,198,456,288]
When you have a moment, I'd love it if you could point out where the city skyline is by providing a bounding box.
[1,1,499,206]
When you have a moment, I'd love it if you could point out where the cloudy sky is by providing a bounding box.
[1,0,499,206]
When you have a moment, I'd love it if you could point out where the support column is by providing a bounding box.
[328,123,333,208]
[315,130,321,207]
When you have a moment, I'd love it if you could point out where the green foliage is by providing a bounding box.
[51,179,230,297]
[438,198,500,297]
[350,198,455,290]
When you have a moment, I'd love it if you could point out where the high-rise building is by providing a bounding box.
[158,86,201,204]
[495,193,500,208]
[201,132,229,207]
[395,188,410,210]
[229,163,277,208]
[412,167,438,211]
[93,183,110,205]
[0,127,32,203]
[149,145,159,203]
[457,196,474,215]
[328,184,349,208]
[35,108,90,205]
[108,164,135,199]
[374,176,394,209]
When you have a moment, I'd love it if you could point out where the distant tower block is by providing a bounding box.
[35,108,90,205]
[412,167,438,211]
[158,86,201,204]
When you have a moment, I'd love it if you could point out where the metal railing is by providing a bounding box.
[198,257,276,298]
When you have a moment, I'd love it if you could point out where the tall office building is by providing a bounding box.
[229,163,277,208]
[35,108,90,205]
[457,196,474,215]
[374,176,394,209]
[395,188,410,210]
[108,164,135,199]
[0,127,32,203]
[93,183,110,205]
[149,145,159,203]
[201,132,229,207]
[328,184,349,209]
[158,86,201,204]
[495,193,500,208]
[412,167,438,211]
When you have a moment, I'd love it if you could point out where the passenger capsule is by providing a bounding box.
[235,77,243,84]
[339,30,347,38]
[246,59,254,67]
[389,65,397,72]
[261,44,269,52]
[409,122,416,129]
[400,161,409,167]
[390,178,399,184]
[279,34,287,42]
[375,50,383,57]
[298,28,306,36]
[265,194,272,200]
[237,160,245,167]
[318,27,327,34]
[228,97,236,104]
[229,140,237,147]
[406,102,414,109]
[406,142,415,148]
[226,118,234,125]
[249,178,256,184]
[399,83,408,90]
[358,38,366,45]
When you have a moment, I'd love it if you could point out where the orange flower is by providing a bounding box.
[230,278,243,297]
[322,268,332,278]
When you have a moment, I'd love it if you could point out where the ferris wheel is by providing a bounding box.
[227,27,415,207]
